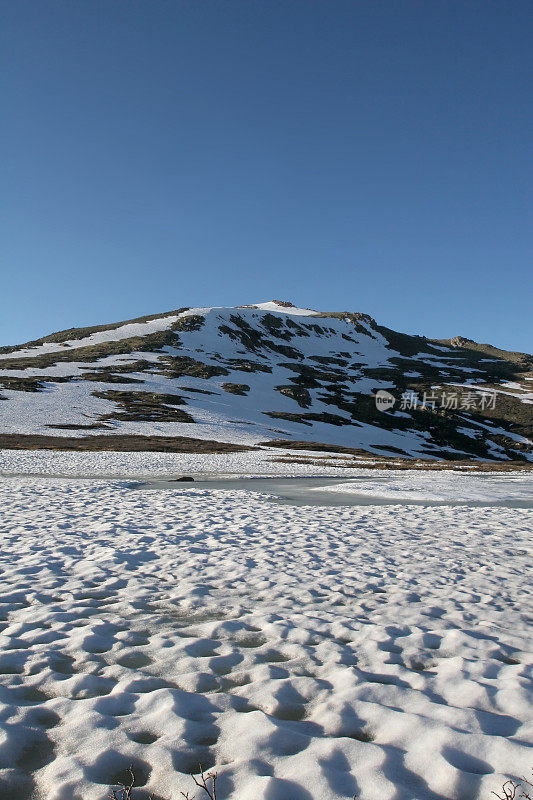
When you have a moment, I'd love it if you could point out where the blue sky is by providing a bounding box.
[2,1,532,351]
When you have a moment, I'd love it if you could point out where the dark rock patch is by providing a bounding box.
[264,411,353,427]
[222,358,272,374]
[178,386,219,395]
[80,372,142,384]
[275,385,312,408]
[92,390,195,423]
[0,375,72,392]
[158,355,229,379]
[222,383,250,396]
[171,314,205,333]
[0,434,256,453]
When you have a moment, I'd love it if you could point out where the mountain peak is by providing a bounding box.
[236,300,318,315]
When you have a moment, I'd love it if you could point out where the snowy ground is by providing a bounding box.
[0,452,531,800]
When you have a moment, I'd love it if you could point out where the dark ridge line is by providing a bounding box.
[0,434,257,453]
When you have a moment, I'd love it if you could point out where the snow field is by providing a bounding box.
[0,470,531,800]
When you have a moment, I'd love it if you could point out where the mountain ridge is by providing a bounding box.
[1,301,531,461]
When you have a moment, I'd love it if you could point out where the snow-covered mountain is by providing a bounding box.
[1,301,531,461]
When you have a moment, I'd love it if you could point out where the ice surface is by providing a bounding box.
[313,472,533,505]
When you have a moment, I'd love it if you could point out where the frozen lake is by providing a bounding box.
[133,473,533,508]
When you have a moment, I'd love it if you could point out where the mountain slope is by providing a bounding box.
[1,301,531,461]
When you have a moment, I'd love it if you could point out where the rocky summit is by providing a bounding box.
[0,300,531,461]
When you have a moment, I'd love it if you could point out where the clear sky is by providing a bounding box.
[2,1,532,352]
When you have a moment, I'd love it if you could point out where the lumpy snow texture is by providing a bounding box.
[0,464,531,800]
